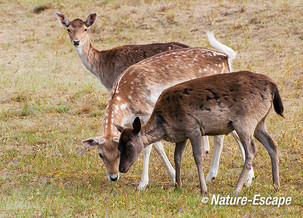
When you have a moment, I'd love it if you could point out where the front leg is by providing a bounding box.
[174,141,187,187]
[153,141,176,185]
[202,136,210,154]
[138,144,152,190]
[189,130,207,194]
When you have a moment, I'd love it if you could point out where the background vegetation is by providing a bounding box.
[0,0,302,216]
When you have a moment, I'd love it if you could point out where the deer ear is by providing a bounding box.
[114,124,125,133]
[56,12,70,27]
[132,117,141,134]
[85,13,97,27]
[82,137,105,147]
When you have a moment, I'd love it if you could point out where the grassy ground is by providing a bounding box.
[0,0,302,216]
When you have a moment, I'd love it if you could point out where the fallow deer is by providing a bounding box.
[55,12,189,92]
[82,34,254,189]
[117,71,284,194]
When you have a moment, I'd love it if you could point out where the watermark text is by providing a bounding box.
[201,194,292,207]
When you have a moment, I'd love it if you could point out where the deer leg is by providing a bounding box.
[189,130,207,194]
[202,136,210,155]
[138,144,152,190]
[206,135,224,183]
[174,140,187,188]
[234,132,256,194]
[254,121,280,190]
[153,141,176,185]
[231,130,255,186]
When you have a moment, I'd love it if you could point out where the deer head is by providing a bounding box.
[56,12,97,47]
[82,136,121,181]
[116,117,144,173]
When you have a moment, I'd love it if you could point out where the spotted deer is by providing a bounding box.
[82,33,254,189]
[55,12,189,92]
[117,71,284,194]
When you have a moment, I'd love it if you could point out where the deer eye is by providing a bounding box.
[128,143,134,149]
[67,28,71,33]
[84,28,88,32]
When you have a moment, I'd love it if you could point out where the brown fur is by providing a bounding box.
[118,71,284,194]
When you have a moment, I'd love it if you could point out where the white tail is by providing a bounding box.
[206,31,236,71]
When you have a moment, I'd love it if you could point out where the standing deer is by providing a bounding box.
[117,71,284,194]
[82,34,254,189]
[55,12,189,91]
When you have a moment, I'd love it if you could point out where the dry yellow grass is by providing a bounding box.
[0,0,302,216]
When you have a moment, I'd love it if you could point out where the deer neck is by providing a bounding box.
[102,95,130,138]
[76,37,103,81]
[141,112,166,147]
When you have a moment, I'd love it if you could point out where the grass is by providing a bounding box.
[0,0,302,216]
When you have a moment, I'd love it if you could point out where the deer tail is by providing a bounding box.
[206,31,237,71]
[273,85,285,118]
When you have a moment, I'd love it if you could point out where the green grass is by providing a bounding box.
[0,0,302,216]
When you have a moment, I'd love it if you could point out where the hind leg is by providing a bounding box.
[234,131,257,194]
[231,131,255,186]
[206,132,255,185]
[254,120,280,190]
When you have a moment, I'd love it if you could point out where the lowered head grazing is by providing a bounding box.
[117,117,144,173]
[82,136,121,182]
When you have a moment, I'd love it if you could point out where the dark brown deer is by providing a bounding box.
[117,71,284,194]
[55,12,189,92]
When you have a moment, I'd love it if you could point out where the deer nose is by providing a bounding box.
[109,174,119,182]
[73,40,80,46]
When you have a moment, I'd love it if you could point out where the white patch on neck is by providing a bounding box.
[76,45,83,55]
[76,45,101,81]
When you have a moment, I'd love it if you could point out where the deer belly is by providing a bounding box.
[197,112,233,135]
[163,132,188,143]
[201,117,234,135]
